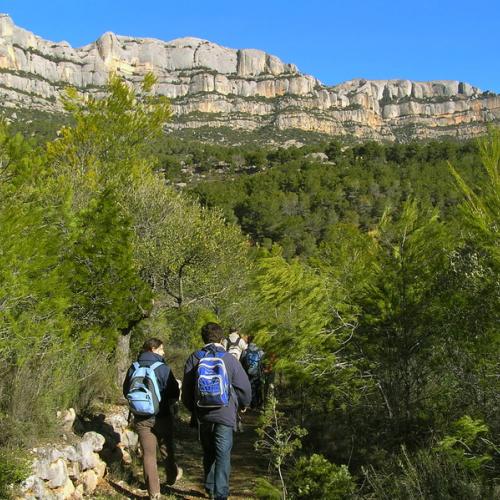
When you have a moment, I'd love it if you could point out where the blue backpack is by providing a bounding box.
[195,348,231,408]
[243,345,263,377]
[126,361,165,416]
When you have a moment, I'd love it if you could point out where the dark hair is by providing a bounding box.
[201,323,224,344]
[247,335,255,343]
[141,338,163,352]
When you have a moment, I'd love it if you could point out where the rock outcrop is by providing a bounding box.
[0,13,499,141]
[16,406,139,499]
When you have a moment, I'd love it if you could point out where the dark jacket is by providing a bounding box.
[182,344,251,429]
[123,351,180,419]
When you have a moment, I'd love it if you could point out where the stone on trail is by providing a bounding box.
[81,431,106,452]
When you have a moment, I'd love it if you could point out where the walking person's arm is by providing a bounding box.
[181,354,196,413]
[230,358,252,409]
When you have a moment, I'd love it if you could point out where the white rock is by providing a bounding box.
[66,460,81,480]
[47,459,69,489]
[56,408,76,433]
[74,441,99,470]
[82,431,105,452]
[73,484,84,499]
[306,152,329,161]
[94,458,107,479]
[0,13,497,141]
[34,446,63,463]
[79,469,98,495]
[53,477,75,500]
[60,445,79,462]
[122,429,139,448]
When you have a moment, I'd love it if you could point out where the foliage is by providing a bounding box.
[0,449,30,499]
[289,454,356,500]
[449,127,500,262]
[363,445,495,500]
[436,416,497,472]
[256,396,307,498]
[0,74,253,452]
[255,477,283,500]
[190,139,481,257]
[3,73,500,497]
[69,187,151,348]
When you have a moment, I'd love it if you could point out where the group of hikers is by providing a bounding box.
[122,323,272,500]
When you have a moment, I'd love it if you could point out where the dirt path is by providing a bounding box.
[99,410,268,499]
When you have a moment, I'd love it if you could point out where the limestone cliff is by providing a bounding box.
[0,13,498,141]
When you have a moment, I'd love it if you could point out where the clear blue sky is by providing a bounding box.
[2,0,499,92]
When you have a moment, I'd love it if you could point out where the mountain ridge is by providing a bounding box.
[1,13,499,142]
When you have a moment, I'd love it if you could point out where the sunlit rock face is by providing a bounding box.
[0,13,498,140]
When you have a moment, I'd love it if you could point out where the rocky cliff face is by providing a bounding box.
[1,13,499,141]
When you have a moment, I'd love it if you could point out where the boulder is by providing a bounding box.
[21,475,53,499]
[94,458,107,480]
[47,460,68,489]
[74,441,99,470]
[79,470,99,495]
[122,429,139,449]
[306,152,329,162]
[81,431,105,452]
[56,408,76,433]
[52,477,75,500]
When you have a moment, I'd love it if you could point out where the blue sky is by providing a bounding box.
[2,0,499,92]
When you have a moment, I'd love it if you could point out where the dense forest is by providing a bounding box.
[0,76,498,499]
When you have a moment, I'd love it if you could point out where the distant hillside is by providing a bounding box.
[0,13,499,143]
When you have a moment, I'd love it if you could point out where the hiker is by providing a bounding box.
[221,327,248,360]
[241,336,265,409]
[123,338,182,500]
[182,322,251,500]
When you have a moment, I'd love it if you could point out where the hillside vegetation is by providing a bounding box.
[0,76,498,498]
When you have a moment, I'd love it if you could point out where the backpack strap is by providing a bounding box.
[227,336,241,349]
[145,362,163,402]
[196,345,225,359]
[132,361,140,370]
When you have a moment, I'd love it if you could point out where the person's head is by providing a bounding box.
[201,322,224,344]
[141,337,164,357]
[229,326,239,336]
[247,335,255,344]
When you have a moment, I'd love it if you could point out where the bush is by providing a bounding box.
[363,446,495,499]
[0,347,115,448]
[255,477,283,499]
[289,454,356,499]
[0,449,30,499]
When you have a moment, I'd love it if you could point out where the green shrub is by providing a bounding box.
[289,454,356,499]
[363,446,494,499]
[436,416,495,472]
[0,449,30,499]
[255,477,283,499]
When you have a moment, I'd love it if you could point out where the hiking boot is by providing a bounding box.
[166,464,183,486]
[205,488,215,499]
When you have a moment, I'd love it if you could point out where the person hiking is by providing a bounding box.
[221,327,248,361]
[182,322,251,500]
[123,338,182,500]
[241,336,265,409]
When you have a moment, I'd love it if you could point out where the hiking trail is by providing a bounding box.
[97,410,268,499]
